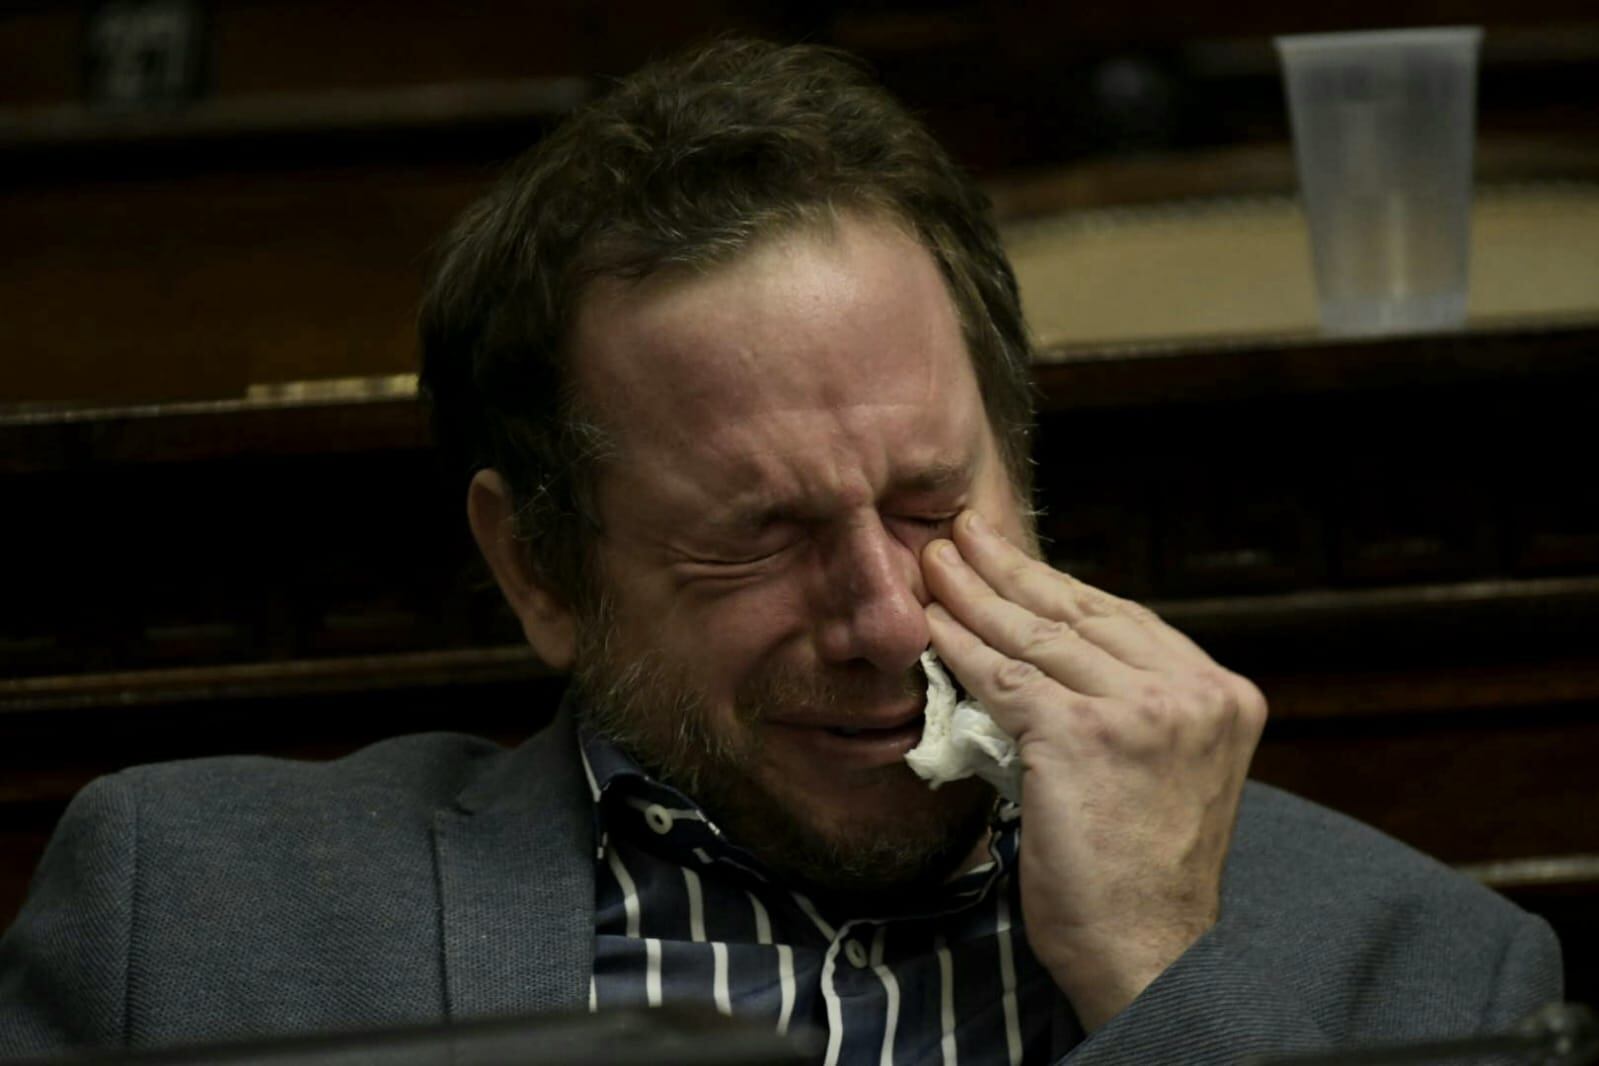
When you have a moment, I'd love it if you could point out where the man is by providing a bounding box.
[0,38,1561,1065]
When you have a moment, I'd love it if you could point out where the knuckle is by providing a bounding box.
[1020,617,1072,656]
[1078,592,1116,618]
[1002,559,1035,589]
[1138,682,1177,720]
[1234,676,1270,728]
[991,657,1045,697]
[1194,668,1269,733]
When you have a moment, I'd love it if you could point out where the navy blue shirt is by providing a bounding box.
[580,730,1081,1064]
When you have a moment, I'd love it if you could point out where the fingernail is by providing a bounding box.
[936,541,960,564]
[965,511,988,536]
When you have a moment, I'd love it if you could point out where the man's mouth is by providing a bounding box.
[765,716,924,769]
[758,671,930,769]
[824,716,924,739]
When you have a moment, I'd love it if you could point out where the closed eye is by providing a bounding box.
[703,550,782,567]
[680,541,796,571]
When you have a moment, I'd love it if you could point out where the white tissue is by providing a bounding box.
[904,649,1022,803]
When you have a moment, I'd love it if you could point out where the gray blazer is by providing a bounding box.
[0,712,1563,1063]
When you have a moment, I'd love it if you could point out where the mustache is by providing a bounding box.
[735,660,928,723]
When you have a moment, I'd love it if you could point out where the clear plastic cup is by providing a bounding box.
[1275,27,1483,335]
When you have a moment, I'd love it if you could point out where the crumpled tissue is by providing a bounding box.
[904,648,1022,803]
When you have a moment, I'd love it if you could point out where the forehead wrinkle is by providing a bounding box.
[574,214,964,439]
[594,358,983,538]
[698,407,873,528]
[611,221,944,394]
[715,398,974,530]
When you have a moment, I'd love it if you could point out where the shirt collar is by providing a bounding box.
[578,726,736,862]
[576,720,1022,907]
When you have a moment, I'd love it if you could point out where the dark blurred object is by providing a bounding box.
[1509,478,1599,577]
[1333,474,1498,587]
[82,0,208,110]
[1085,54,1182,151]
[1035,486,1155,599]
[4,1006,820,1066]
[1157,477,1325,597]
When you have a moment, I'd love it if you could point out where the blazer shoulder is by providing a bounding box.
[118,730,509,817]
[4,723,580,1054]
[69,730,527,898]
[1227,780,1561,1025]
[1233,780,1522,921]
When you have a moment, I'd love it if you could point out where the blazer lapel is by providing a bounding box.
[433,709,595,1019]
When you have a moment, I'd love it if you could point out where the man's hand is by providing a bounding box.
[922,509,1267,1032]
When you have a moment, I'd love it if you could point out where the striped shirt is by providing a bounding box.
[580,730,1082,1064]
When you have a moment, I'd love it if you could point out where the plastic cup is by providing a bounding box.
[1275,27,1482,335]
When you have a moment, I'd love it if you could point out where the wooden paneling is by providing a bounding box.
[0,164,482,406]
[0,7,80,106]
[209,2,592,94]
[996,0,1599,48]
[1255,706,1599,864]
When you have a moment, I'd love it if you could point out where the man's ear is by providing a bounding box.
[467,469,577,671]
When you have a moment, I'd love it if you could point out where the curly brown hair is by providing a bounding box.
[419,38,1036,611]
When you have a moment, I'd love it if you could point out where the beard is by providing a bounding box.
[570,593,996,905]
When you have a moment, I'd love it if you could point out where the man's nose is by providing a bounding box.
[813,515,930,674]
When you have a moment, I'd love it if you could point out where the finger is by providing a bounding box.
[951,511,1109,625]
[1072,613,1205,673]
[923,538,1145,698]
[925,601,1088,741]
[953,510,1214,671]
[1099,593,1216,667]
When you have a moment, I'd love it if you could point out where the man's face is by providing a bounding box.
[566,213,1032,898]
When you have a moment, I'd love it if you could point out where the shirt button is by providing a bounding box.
[843,938,869,969]
[643,804,674,835]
